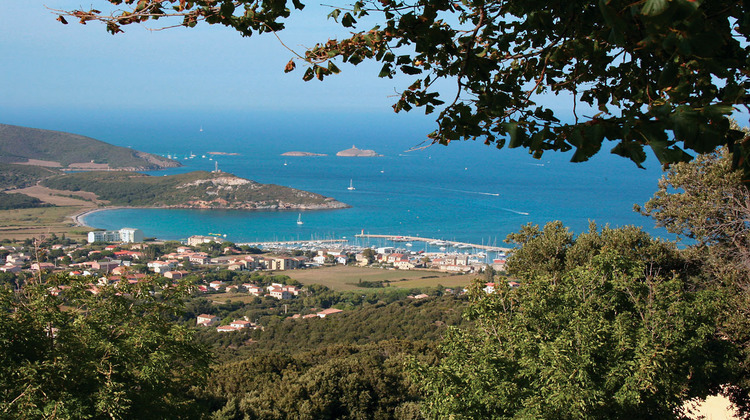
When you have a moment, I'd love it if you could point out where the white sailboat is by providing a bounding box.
[347,179,355,190]
[296,213,303,225]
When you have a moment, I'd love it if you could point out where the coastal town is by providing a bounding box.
[1,226,510,333]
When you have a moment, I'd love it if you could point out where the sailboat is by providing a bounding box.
[347,179,355,191]
[296,213,303,225]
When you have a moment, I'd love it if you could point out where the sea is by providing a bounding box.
[9,108,671,249]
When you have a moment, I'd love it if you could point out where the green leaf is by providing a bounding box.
[641,0,669,16]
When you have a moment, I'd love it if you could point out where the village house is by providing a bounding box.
[92,260,120,273]
[317,308,343,318]
[30,262,56,271]
[196,314,220,326]
[189,253,211,265]
[6,254,30,264]
[243,284,263,296]
[0,264,22,273]
[147,260,176,273]
[268,286,292,300]
[164,270,189,280]
[216,325,237,332]
[209,281,224,291]
[230,320,252,329]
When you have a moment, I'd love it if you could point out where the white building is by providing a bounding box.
[88,228,144,244]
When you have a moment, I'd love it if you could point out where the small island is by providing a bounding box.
[281,151,328,157]
[336,145,381,157]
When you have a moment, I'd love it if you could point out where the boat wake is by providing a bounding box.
[435,187,500,197]
[500,208,530,215]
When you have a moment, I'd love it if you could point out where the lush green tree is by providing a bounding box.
[637,146,750,415]
[0,275,210,419]
[57,0,749,168]
[416,229,737,418]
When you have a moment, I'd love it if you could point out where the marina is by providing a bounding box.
[355,234,512,252]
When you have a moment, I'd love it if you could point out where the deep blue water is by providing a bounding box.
[4,108,669,245]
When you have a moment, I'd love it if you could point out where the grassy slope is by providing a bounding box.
[0,163,59,189]
[42,171,345,208]
[0,123,178,169]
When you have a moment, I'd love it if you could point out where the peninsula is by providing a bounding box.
[336,145,381,157]
[42,170,348,210]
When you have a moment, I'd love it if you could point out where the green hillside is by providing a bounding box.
[42,170,348,209]
[0,163,59,189]
[0,123,180,170]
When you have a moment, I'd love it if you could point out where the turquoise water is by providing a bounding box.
[73,110,668,245]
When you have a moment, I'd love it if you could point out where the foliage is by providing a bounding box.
[200,340,434,420]
[0,275,210,419]
[0,163,59,189]
[57,1,750,169]
[0,123,177,170]
[0,192,50,210]
[416,226,738,419]
[637,147,750,415]
[42,170,345,208]
[192,293,468,361]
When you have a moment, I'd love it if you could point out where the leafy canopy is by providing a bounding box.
[0,275,209,419]
[415,225,738,419]
[56,0,750,167]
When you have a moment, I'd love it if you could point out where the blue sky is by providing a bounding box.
[0,1,423,115]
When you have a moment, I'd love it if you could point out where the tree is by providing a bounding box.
[0,275,209,418]
[56,0,749,169]
[415,226,738,418]
[637,146,750,415]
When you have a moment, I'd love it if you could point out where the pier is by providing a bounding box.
[355,234,512,253]
[238,239,349,247]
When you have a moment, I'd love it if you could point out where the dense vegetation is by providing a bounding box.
[0,192,49,210]
[0,276,208,418]
[0,162,59,189]
[0,123,178,169]
[42,170,346,208]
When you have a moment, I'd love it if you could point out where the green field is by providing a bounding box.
[280,265,479,291]
[0,205,92,241]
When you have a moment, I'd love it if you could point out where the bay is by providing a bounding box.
[74,109,669,246]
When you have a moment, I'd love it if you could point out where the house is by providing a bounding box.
[317,308,343,318]
[268,287,292,300]
[92,260,120,273]
[189,253,211,265]
[196,314,220,326]
[176,246,193,254]
[226,284,239,292]
[243,284,263,296]
[312,255,327,265]
[394,259,416,270]
[147,260,175,273]
[164,270,189,280]
[216,325,238,332]
[483,283,496,294]
[230,320,252,329]
[111,266,129,276]
[0,264,22,273]
[187,235,221,247]
[209,281,224,291]
[30,262,55,271]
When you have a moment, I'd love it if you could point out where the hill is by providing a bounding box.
[42,170,349,209]
[0,163,60,189]
[0,123,180,170]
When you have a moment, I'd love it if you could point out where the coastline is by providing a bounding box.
[70,207,120,228]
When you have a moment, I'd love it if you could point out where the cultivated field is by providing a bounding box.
[279,265,480,291]
[0,205,93,241]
